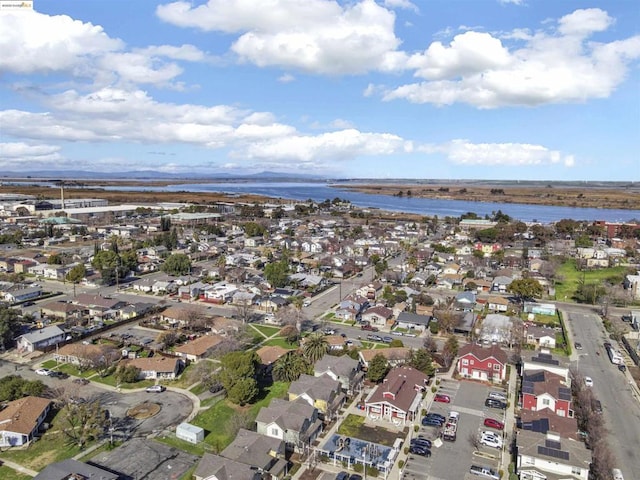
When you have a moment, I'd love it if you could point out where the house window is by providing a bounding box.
[462,359,469,365]
[494,364,501,371]
[270,427,279,436]
[469,360,474,365]
[542,398,550,406]
[487,362,492,368]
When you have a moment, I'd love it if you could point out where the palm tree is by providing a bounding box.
[303,333,329,364]
[272,353,310,382]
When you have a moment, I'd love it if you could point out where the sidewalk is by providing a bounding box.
[0,458,38,477]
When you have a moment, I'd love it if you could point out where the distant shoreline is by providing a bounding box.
[1,178,639,212]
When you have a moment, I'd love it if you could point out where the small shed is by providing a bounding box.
[176,422,204,444]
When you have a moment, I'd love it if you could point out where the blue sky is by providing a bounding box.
[1,0,639,180]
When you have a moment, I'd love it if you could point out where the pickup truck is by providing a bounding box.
[442,411,459,442]
[361,324,379,332]
[469,465,500,479]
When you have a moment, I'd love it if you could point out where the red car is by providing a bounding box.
[434,393,451,403]
[484,418,504,430]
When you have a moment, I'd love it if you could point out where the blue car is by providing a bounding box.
[411,438,432,448]
[422,416,444,427]
[410,445,432,457]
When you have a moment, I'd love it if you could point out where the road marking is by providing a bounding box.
[452,405,485,417]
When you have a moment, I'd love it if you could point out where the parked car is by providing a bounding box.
[485,398,506,409]
[69,396,86,405]
[469,465,500,479]
[323,328,337,335]
[367,334,383,342]
[146,385,166,393]
[480,432,503,449]
[382,336,393,343]
[483,418,504,430]
[411,438,432,448]
[35,368,51,376]
[409,445,431,457]
[584,376,594,387]
[349,475,363,480]
[574,342,583,350]
[434,393,451,403]
[593,399,603,413]
[49,371,69,379]
[303,300,312,307]
[361,324,379,332]
[208,383,224,394]
[618,364,627,372]
[336,472,349,480]
[422,416,444,427]
[487,391,507,401]
[73,378,90,385]
[425,412,446,422]
[611,468,624,480]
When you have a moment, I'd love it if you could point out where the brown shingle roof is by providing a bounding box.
[256,346,290,366]
[0,396,51,435]
[519,408,580,440]
[458,343,508,365]
[174,334,223,356]
[366,366,429,413]
[359,347,411,364]
[127,355,180,373]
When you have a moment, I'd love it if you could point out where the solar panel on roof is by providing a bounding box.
[558,387,572,401]
[522,381,535,394]
[531,354,559,365]
[538,445,570,460]
[524,371,546,383]
[545,439,562,449]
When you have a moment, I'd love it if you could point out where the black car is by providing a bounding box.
[349,475,363,480]
[485,398,507,409]
[73,378,90,385]
[336,472,349,480]
[209,383,225,394]
[410,445,432,457]
[49,371,69,379]
[618,364,627,372]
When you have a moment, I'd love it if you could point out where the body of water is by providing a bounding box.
[104,182,640,223]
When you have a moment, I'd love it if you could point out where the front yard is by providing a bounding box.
[337,413,405,447]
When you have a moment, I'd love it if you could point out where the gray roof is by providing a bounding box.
[314,354,359,379]
[194,453,261,480]
[256,397,316,432]
[221,429,284,471]
[34,459,119,480]
[19,325,65,344]
[397,312,432,326]
[289,374,341,403]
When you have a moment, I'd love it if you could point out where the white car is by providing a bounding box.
[584,376,594,387]
[35,368,51,376]
[480,432,503,449]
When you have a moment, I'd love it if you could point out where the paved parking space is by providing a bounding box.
[402,380,504,480]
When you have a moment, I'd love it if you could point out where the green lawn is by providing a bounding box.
[90,374,154,390]
[190,382,207,395]
[251,324,281,338]
[261,337,298,349]
[190,381,290,453]
[0,465,32,480]
[55,363,96,378]
[519,312,559,326]
[337,413,365,436]
[156,433,208,456]
[554,260,629,301]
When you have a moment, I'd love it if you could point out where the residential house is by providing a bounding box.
[358,347,411,369]
[624,272,640,299]
[525,325,557,349]
[486,295,510,313]
[314,354,364,394]
[491,276,513,293]
[516,431,590,480]
[160,304,209,329]
[73,294,127,321]
[360,305,393,329]
[174,334,223,363]
[40,301,83,321]
[454,311,478,335]
[152,280,176,295]
[0,396,52,447]
[53,343,120,367]
[194,454,262,480]
[518,408,580,441]
[16,325,66,353]
[395,312,432,332]
[454,291,476,311]
[34,459,120,480]
[364,366,429,425]
[256,345,291,375]
[220,429,287,480]
[456,344,508,383]
[521,370,573,418]
[3,285,42,304]
[523,302,557,316]
[256,398,323,453]
[259,295,289,313]
[522,352,570,384]
[480,314,513,345]
[126,355,182,380]
[288,374,344,420]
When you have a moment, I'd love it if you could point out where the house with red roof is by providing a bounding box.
[456,344,508,383]
[521,370,573,418]
[364,366,429,425]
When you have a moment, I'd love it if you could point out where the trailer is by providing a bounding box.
[606,344,624,365]
[442,411,459,442]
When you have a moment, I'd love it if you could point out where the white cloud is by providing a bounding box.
[383,0,419,13]
[278,73,296,83]
[382,8,640,107]
[498,0,524,5]
[419,140,576,167]
[0,142,61,159]
[157,0,405,74]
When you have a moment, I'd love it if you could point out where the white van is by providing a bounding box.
[488,391,507,401]
[612,468,624,480]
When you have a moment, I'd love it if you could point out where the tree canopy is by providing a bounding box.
[161,253,192,276]
[0,305,22,350]
[0,375,47,402]
[367,354,390,383]
[264,259,290,288]
[507,278,544,302]
[217,351,259,405]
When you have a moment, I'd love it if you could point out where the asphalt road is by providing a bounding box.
[564,308,640,479]
[0,361,192,436]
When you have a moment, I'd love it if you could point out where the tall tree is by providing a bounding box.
[264,259,290,288]
[217,351,259,405]
[409,348,435,376]
[367,354,390,383]
[66,264,86,297]
[442,335,459,368]
[0,306,22,350]
[507,278,544,304]
[303,333,329,364]
[161,253,192,276]
[272,353,310,382]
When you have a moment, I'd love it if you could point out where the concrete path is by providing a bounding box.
[0,458,39,477]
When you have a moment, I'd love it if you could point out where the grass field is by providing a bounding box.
[262,337,298,349]
[250,324,281,338]
[0,465,32,480]
[190,381,290,453]
[554,260,629,301]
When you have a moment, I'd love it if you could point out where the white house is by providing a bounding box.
[517,431,590,480]
[16,325,66,353]
[0,396,51,447]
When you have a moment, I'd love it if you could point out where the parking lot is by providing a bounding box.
[401,379,505,480]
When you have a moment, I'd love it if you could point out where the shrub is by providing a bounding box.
[431,386,437,393]
[398,460,405,469]
[403,446,409,454]
[353,463,364,473]
[414,425,419,432]
[365,466,379,477]
[421,408,427,416]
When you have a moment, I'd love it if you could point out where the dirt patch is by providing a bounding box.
[127,402,161,419]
